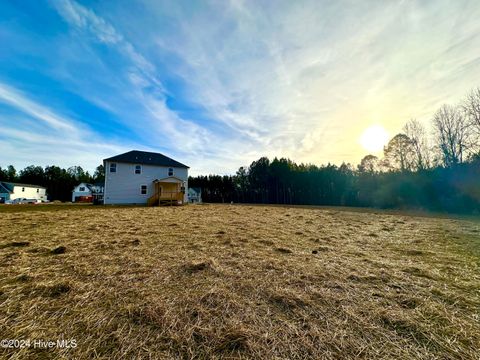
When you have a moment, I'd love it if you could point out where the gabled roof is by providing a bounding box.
[76,182,104,190]
[154,176,184,183]
[104,150,189,168]
[0,182,46,190]
[73,183,104,193]
[74,183,92,190]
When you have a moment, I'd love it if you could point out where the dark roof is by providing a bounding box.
[104,150,189,168]
[73,183,103,191]
[1,182,46,190]
[0,182,13,194]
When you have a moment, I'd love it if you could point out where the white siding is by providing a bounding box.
[11,186,47,201]
[72,183,93,202]
[104,162,188,204]
[188,188,202,203]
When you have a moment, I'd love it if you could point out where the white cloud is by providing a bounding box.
[142,0,480,167]
[4,0,480,174]
[50,0,224,158]
[52,0,161,86]
[0,83,77,133]
[51,0,123,44]
[0,83,129,171]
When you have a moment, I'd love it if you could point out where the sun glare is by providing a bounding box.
[359,125,389,153]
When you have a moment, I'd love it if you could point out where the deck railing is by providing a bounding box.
[147,191,184,206]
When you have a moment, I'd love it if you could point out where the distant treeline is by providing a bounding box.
[0,165,104,202]
[190,87,480,214]
[189,157,480,213]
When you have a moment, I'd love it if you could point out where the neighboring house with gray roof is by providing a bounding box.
[188,187,202,203]
[71,182,104,203]
[103,150,189,205]
[0,182,47,203]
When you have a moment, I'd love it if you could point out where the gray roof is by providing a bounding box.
[104,150,189,168]
[0,182,12,194]
[74,183,92,190]
[73,183,103,193]
[0,182,46,191]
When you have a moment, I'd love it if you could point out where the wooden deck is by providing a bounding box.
[147,179,186,206]
[147,191,184,206]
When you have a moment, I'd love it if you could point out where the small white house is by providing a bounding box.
[103,150,189,205]
[188,187,202,203]
[0,182,47,203]
[72,182,92,202]
[71,182,104,202]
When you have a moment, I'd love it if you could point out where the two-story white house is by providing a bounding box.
[0,182,47,203]
[103,150,189,205]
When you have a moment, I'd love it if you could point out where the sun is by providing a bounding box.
[359,125,389,153]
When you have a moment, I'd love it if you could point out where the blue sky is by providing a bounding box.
[1,0,480,175]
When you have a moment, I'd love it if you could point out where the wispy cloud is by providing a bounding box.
[0,83,77,132]
[146,0,480,164]
[1,0,480,173]
[0,82,128,169]
[51,0,122,44]
[51,0,164,91]
[51,0,220,156]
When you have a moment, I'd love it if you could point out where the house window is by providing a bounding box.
[135,165,142,174]
[22,187,25,192]
[79,187,85,191]
[37,189,39,193]
[140,185,147,195]
[110,163,117,173]
[168,168,174,176]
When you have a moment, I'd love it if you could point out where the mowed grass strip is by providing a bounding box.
[0,204,479,359]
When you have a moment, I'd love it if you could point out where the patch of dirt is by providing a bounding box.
[51,246,66,254]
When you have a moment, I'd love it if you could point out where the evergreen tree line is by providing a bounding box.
[190,88,480,214]
[0,165,104,202]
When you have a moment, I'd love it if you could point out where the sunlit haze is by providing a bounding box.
[359,125,389,153]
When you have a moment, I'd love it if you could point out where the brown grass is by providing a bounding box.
[0,204,479,359]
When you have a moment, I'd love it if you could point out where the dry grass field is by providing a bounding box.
[0,204,479,359]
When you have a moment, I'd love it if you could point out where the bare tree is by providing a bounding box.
[358,155,380,173]
[403,119,431,170]
[462,87,480,154]
[432,105,471,167]
[463,88,480,131]
[383,134,416,172]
